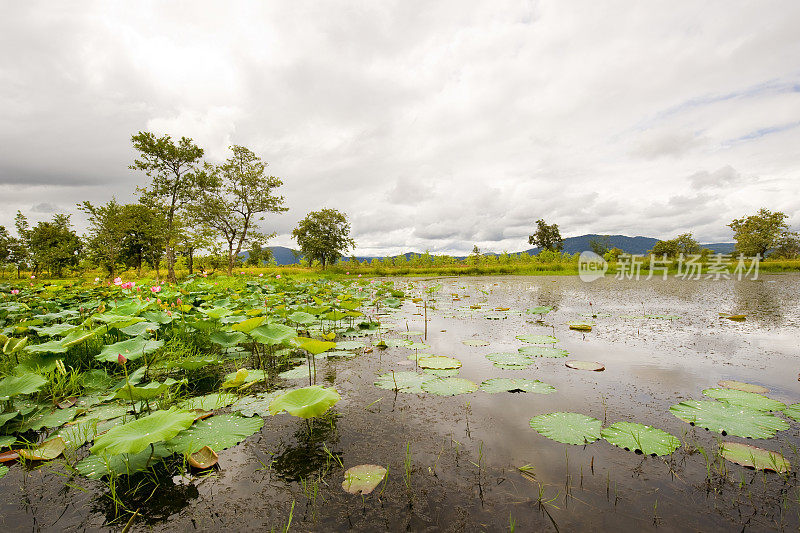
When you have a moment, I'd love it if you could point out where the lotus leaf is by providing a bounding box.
[92,313,144,329]
[224,368,266,385]
[516,334,557,344]
[114,382,172,401]
[287,311,316,325]
[76,443,172,479]
[179,392,239,411]
[18,437,65,461]
[565,361,605,371]
[293,337,337,355]
[231,316,266,333]
[423,369,459,377]
[518,346,569,358]
[119,321,160,337]
[24,339,69,354]
[189,446,218,469]
[417,356,462,370]
[18,407,79,431]
[374,371,434,393]
[30,323,76,337]
[249,323,296,345]
[232,391,286,417]
[269,386,341,418]
[462,339,490,346]
[209,330,248,348]
[166,414,264,454]
[485,353,535,369]
[480,378,555,394]
[91,408,198,456]
[383,339,412,348]
[168,356,223,371]
[601,422,680,456]
[669,401,789,438]
[97,337,164,362]
[718,380,769,394]
[0,465,7,478]
[702,388,785,411]
[342,464,387,495]
[0,373,47,399]
[784,403,800,422]
[526,306,554,315]
[421,378,478,396]
[279,364,312,380]
[222,368,249,388]
[334,340,366,350]
[0,436,16,449]
[199,306,233,320]
[529,412,602,445]
[61,328,99,347]
[720,442,790,472]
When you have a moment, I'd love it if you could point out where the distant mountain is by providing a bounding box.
[238,236,736,265]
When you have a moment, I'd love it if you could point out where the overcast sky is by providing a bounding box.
[1,1,799,255]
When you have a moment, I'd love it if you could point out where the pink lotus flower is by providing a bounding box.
[166,310,172,316]
[276,274,281,279]
[11,289,19,295]
[121,282,135,290]
[346,271,350,275]
[259,273,263,277]
[30,275,35,279]
[94,277,100,282]
[113,277,122,285]
[150,285,161,293]
[118,353,127,364]
[358,274,362,278]
[176,298,183,306]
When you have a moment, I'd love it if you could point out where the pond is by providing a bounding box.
[1,274,799,531]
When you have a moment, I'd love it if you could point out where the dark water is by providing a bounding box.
[2,275,799,532]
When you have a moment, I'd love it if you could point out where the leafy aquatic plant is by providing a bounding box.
[480,378,555,394]
[601,422,680,456]
[719,442,790,473]
[90,408,198,455]
[269,386,341,418]
[342,464,387,495]
[421,377,478,396]
[529,412,602,445]
[669,400,788,438]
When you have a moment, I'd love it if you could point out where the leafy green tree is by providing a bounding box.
[589,235,610,256]
[193,145,287,274]
[119,204,168,278]
[131,131,208,282]
[528,219,564,252]
[0,226,10,265]
[292,208,355,269]
[771,232,800,259]
[728,209,789,258]
[246,241,273,266]
[650,233,700,258]
[78,198,128,275]
[24,213,82,277]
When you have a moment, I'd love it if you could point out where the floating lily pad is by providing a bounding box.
[417,356,461,370]
[166,414,264,454]
[486,352,535,369]
[279,364,312,380]
[209,331,248,348]
[462,339,490,347]
[518,346,569,358]
[568,323,592,331]
[224,369,266,385]
[269,386,341,418]
[374,371,433,393]
[516,334,557,344]
[529,412,602,445]
[405,342,431,350]
[423,369,460,377]
[565,361,605,371]
[0,373,48,399]
[342,464,387,495]
[670,401,789,438]
[119,321,160,337]
[91,408,198,456]
[76,443,172,479]
[179,392,238,411]
[18,406,79,431]
[421,378,478,396]
[398,331,423,337]
[480,378,555,394]
[0,436,16,449]
[702,388,785,412]
[18,437,65,461]
[717,380,769,395]
[601,422,680,456]
[383,339,413,348]
[0,465,7,479]
[784,404,800,422]
[720,442,790,472]
[334,340,366,350]
[97,337,164,362]
[189,446,219,469]
[231,391,286,417]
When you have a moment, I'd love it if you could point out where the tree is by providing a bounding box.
[25,214,82,277]
[292,208,355,269]
[589,235,610,256]
[192,145,287,274]
[650,233,700,258]
[528,219,564,252]
[131,131,208,282]
[78,198,128,276]
[246,241,272,266]
[119,204,168,279]
[728,209,789,258]
[772,232,800,259]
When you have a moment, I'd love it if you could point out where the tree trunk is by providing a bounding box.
[187,247,194,275]
[166,247,176,283]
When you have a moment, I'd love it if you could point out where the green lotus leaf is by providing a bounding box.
[90,408,197,456]
[119,321,160,337]
[209,330,248,348]
[24,339,69,354]
[3,337,28,354]
[166,414,264,454]
[485,353,534,368]
[0,435,16,449]
[462,339,490,346]
[382,339,412,348]
[374,371,434,393]
[526,306,554,315]
[231,390,287,417]
[249,323,296,345]
[397,331,423,337]
[223,368,266,385]
[0,373,47,399]
[0,465,7,479]
[199,306,233,320]
[702,388,785,411]
[61,328,100,348]
[720,442,791,472]
[167,355,223,371]
[423,368,460,377]
[76,443,172,479]
[717,380,768,394]
[279,364,312,380]
[293,337,336,355]
[342,464,387,495]
[179,392,239,411]
[330,340,365,351]
[325,310,348,322]
[18,407,79,432]
[405,342,431,350]
[480,378,555,394]
[83,402,131,421]
[518,346,569,358]
[0,411,20,429]
[80,369,114,390]
[269,386,341,418]
[114,381,172,401]
[231,316,266,333]
[222,368,249,388]
[783,403,800,422]
[18,437,66,461]
[670,400,789,438]
[565,360,605,371]
[529,412,602,445]
[601,422,680,456]
[421,377,478,396]
[113,300,153,316]
[97,337,164,362]
[287,311,316,325]
[417,356,462,370]
[92,313,144,329]
[516,334,558,344]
